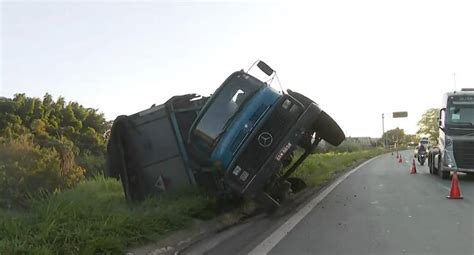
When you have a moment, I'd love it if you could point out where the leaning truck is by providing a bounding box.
[107,61,345,210]
[428,88,474,179]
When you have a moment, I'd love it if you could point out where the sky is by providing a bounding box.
[2,0,474,138]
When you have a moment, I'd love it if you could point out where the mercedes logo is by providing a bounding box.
[258,132,273,147]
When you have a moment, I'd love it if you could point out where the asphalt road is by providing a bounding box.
[185,151,474,255]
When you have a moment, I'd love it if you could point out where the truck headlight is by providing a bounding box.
[232,165,242,176]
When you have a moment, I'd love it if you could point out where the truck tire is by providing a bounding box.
[287,90,344,147]
[287,177,307,193]
[432,152,439,175]
[428,154,433,174]
[438,157,450,179]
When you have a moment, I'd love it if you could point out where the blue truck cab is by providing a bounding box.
[189,63,345,207]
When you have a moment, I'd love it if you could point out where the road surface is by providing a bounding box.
[185,151,474,255]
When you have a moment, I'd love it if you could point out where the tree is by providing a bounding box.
[382,127,406,147]
[416,108,440,144]
[404,134,417,144]
[0,93,108,177]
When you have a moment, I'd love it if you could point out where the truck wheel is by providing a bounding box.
[428,156,433,174]
[288,89,344,147]
[287,177,307,193]
[432,153,439,175]
[438,159,450,179]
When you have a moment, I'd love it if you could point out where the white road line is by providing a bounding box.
[439,184,450,191]
[248,155,381,255]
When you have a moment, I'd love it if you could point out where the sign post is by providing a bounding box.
[382,111,408,148]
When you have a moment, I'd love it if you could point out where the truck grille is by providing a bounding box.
[231,97,303,183]
[453,141,474,169]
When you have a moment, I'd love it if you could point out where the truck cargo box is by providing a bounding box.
[106,94,207,201]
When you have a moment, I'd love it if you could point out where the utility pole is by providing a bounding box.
[453,73,456,91]
[382,113,386,148]
[382,111,407,148]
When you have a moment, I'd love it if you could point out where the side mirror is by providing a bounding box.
[257,61,274,76]
[439,108,446,131]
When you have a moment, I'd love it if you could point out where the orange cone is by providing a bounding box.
[398,154,403,163]
[410,159,417,174]
[447,171,463,199]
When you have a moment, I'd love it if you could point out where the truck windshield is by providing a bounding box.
[447,95,474,126]
[194,73,263,147]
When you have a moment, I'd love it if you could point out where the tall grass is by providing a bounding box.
[294,148,385,187]
[0,177,215,254]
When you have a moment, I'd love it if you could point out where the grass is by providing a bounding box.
[0,177,215,254]
[0,148,387,254]
[293,148,386,187]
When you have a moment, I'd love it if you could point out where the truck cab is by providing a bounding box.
[428,89,474,179]
[188,62,345,207]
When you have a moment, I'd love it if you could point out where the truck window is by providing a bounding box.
[447,96,474,125]
[194,74,263,147]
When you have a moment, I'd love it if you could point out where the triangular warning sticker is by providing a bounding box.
[155,175,166,191]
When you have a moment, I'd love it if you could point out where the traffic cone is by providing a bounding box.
[398,154,403,163]
[447,171,463,199]
[410,159,417,174]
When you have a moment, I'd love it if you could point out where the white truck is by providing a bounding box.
[428,89,474,179]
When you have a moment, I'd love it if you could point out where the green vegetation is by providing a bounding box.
[0,137,85,209]
[0,94,109,206]
[417,108,440,144]
[0,178,215,254]
[294,149,386,187]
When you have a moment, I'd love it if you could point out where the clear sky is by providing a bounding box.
[2,0,474,137]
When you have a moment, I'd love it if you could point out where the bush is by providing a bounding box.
[76,151,106,178]
[0,136,85,209]
[0,177,216,254]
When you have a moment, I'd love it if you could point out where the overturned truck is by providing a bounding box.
[107,61,345,210]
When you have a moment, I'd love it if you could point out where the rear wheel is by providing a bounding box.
[438,158,450,179]
[287,177,307,193]
[428,154,433,174]
[432,153,439,175]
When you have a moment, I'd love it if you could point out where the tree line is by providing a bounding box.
[381,108,440,147]
[0,93,110,208]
